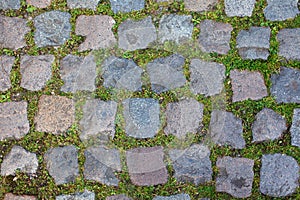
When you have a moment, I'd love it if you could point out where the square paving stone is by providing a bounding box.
[198,20,233,55]
[126,146,168,186]
[153,193,191,200]
[190,59,225,97]
[79,100,117,142]
[0,102,29,141]
[236,27,271,60]
[34,95,75,134]
[67,0,100,10]
[158,14,193,44]
[164,98,204,138]
[209,110,245,149]
[216,156,254,198]
[225,0,256,17]
[146,54,186,93]
[184,0,218,12]
[56,190,95,200]
[101,56,143,91]
[106,194,132,200]
[26,0,51,8]
[264,0,299,21]
[0,0,20,9]
[291,109,300,147]
[1,145,38,176]
[277,28,300,60]
[230,69,268,102]
[271,67,300,103]
[169,144,212,185]
[110,0,145,13]
[4,193,36,200]
[118,17,157,51]
[34,11,71,47]
[0,16,30,49]
[75,15,116,52]
[260,154,299,197]
[60,54,96,93]
[123,98,160,138]
[44,145,79,185]
[0,56,14,91]
[20,55,54,91]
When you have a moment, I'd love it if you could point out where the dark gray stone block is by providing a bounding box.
[110,0,145,13]
[0,56,14,91]
[106,194,132,200]
[56,190,95,200]
[153,193,191,200]
[277,28,300,60]
[290,109,300,147]
[264,0,299,21]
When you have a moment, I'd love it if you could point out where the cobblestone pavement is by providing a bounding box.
[0,0,300,199]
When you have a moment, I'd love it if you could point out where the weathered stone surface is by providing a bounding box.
[291,109,300,147]
[153,194,191,200]
[184,0,218,12]
[225,0,256,17]
[0,0,20,9]
[4,193,36,200]
[0,102,29,141]
[123,98,160,138]
[216,156,254,198]
[0,16,30,49]
[264,0,299,21]
[147,54,186,93]
[75,15,116,51]
[101,56,143,91]
[60,54,96,93]
[198,20,233,55]
[169,144,212,185]
[80,100,117,142]
[190,59,225,97]
[252,108,286,142]
[34,95,75,134]
[20,55,54,91]
[260,154,299,197]
[0,56,14,91]
[209,110,245,149]
[158,14,193,44]
[118,17,157,51]
[106,194,132,200]
[67,0,100,10]
[44,145,79,185]
[1,146,38,176]
[236,27,271,60]
[277,28,300,60]
[26,0,51,8]
[126,146,168,186]
[164,98,204,138]
[271,67,300,103]
[230,69,268,102]
[56,190,95,200]
[34,11,71,47]
[110,0,145,13]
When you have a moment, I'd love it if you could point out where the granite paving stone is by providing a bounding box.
[264,0,299,21]
[147,54,186,93]
[164,98,204,138]
[84,146,121,186]
[118,17,157,51]
[198,20,233,55]
[110,0,145,13]
[101,56,143,91]
[291,109,300,147]
[0,102,29,141]
[158,14,193,44]
[0,56,14,91]
[209,110,245,149]
[169,144,212,185]
[230,69,268,102]
[216,156,254,198]
[106,194,132,200]
[26,0,51,8]
[44,145,79,185]
[20,55,54,91]
[277,28,300,60]
[34,11,71,47]
[0,0,20,9]
[1,145,38,176]
[34,95,75,134]
[225,0,256,17]
[190,59,225,97]
[67,0,100,10]
[260,154,299,197]
[126,146,168,186]
[75,15,116,51]
[123,98,160,138]
[153,193,191,200]
[271,67,300,103]
[56,190,95,200]
[60,54,96,93]
[184,0,218,12]
[0,16,30,49]
[79,100,117,142]
[4,193,36,200]
[236,27,271,60]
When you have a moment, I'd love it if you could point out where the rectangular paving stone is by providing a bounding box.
[153,194,191,200]
[264,0,299,21]
[110,0,145,13]
[56,190,95,200]
[67,0,100,10]
[0,0,20,9]
[184,0,218,12]
[4,193,36,200]
[0,56,14,91]
[277,28,300,60]
[225,0,256,17]
[290,108,300,147]
[26,0,51,8]
[106,194,132,200]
